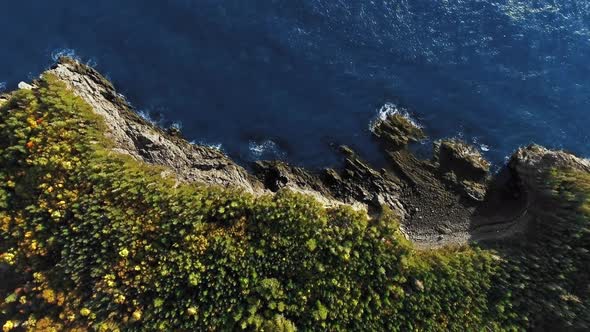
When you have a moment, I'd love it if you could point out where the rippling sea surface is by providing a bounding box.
[1,1,589,167]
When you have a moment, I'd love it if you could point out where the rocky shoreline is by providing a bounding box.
[8,57,590,248]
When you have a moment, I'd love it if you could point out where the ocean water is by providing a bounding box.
[1,1,589,168]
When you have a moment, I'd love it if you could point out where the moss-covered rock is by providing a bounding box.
[372,113,426,149]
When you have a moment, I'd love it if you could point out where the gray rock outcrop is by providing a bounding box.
[47,57,262,193]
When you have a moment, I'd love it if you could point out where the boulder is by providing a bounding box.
[372,113,426,149]
[434,139,490,182]
[17,81,33,90]
[509,144,590,187]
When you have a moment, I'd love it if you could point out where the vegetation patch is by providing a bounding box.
[0,75,587,330]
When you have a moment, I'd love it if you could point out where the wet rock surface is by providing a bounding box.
[27,57,590,248]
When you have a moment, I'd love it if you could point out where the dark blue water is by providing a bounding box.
[1,1,589,167]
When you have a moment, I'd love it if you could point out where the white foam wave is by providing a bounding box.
[190,140,223,152]
[471,136,491,152]
[249,140,285,159]
[50,48,97,67]
[370,103,423,131]
[137,110,157,125]
[500,2,560,23]
[170,121,183,130]
[51,48,79,62]
[0,82,6,92]
[85,58,98,68]
[201,142,223,151]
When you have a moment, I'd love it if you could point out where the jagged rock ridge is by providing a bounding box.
[47,58,262,193]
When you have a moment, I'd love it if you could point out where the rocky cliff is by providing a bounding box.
[18,57,590,248]
[47,58,261,193]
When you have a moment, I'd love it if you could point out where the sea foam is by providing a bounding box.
[50,48,97,67]
[370,103,423,131]
[199,142,223,151]
[137,110,157,125]
[471,136,491,152]
[170,121,183,130]
[51,48,79,62]
[249,140,286,160]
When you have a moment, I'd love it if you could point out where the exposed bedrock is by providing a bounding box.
[29,57,590,247]
[46,57,262,193]
[253,146,407,217]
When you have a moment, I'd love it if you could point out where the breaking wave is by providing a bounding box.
[51,48,79,62]
[370,103,423,131]
[51,48,97,67]
[248,140,286,160]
